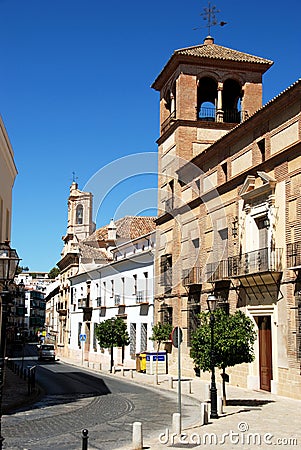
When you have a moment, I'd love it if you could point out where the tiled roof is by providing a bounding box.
[82,216,156,245]
[152,37,273,90]
[175,42,273,65]
[78,242,109,261]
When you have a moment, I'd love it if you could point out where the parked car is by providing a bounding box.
[38,344,55,361]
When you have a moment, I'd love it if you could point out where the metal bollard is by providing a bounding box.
[82,429,89,450]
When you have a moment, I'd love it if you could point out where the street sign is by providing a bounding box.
[79,333,87,342]
[171,327,183,348]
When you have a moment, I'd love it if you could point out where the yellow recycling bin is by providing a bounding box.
[139,353,147,373]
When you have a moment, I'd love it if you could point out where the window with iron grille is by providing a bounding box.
[130,323,136,355]
[114,294,121,306]
[78,322,82,348]
[160,254,172,292]
[93,323,97,351]
[160,303,173,325]
[141,323,147,352]
[296,298,301,360]
[187,287,201,347]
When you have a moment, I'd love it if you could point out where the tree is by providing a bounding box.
[48,267,60,279]
[190,309,256,405]
[94,317,130,373]
[16,266,29,274]
[150,322,173,352]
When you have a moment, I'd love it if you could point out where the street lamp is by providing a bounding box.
[207,293,218,419]
[0,242,20,449]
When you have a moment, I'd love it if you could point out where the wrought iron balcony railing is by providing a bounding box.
[228,247,282,277]
[136,291,148,304]
[206,259,229,282]
[78,298,90,309]
[287,241,301,268]
[182,267,202,286]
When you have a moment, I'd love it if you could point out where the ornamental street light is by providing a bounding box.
[0,242,20,449]
[207,293,218,419]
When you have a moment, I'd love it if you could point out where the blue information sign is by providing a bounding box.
[79,333,87,342]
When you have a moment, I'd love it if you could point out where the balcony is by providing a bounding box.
[197,107,247,124]
[182,267,202,286]
[78,298,90,309]
[114,294,122,306]
[136,291,148,304]
[287,242,301,269]
[228,247,282,277]
[160,269,172,287]
[206,260,229,282]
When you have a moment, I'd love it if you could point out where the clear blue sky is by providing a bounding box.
[0,0,300,272]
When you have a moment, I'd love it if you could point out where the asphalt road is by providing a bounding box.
[3,357,201,450]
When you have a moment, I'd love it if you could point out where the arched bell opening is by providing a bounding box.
[197,77,218,121]
[222,79,243,123]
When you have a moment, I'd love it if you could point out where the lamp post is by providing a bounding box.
[17,281,26,370]
[0,242,20,449]
[207,293,218,419]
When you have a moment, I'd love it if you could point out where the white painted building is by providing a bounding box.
[69,230,156,370]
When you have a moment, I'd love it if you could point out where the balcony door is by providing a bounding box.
[256,216,268,249]
[258,316,273,391]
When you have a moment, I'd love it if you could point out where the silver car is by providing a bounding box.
[38,344,55,361]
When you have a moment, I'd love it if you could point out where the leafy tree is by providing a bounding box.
[48,267,60,279]
[17,266,29,274]
[150,322,173,352]
[95,317,130,373]
[190,309,256,405]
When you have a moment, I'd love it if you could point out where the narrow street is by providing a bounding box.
[3,353,201,450]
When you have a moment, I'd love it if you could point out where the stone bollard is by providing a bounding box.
[132,421,143,450]
[169,377,174,389]
[154,373,158,385]
[121,368,125,377]
[130,369,134,379]
[188,380,192,394]
[217,396,223,415]
[201,402,209,425]
[172,412,181,435]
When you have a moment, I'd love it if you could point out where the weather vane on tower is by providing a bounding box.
[194,2,227,36]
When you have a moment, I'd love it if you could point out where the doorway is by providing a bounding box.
[257,316,273,391]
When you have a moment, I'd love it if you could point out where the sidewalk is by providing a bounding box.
[3,365,41,414]
[58,357,301,450]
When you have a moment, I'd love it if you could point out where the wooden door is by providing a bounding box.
[258,316,272,391]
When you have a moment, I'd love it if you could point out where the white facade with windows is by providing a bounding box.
[68,231,155,369]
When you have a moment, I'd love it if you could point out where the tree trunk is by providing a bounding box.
[222,367,227,406]
[156,342,161,375]
[110,345,114,373]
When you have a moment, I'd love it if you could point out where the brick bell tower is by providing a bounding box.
[151,33,273,363]
[152,35,273,180]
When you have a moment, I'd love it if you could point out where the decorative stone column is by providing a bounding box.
[216,82,224,122]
